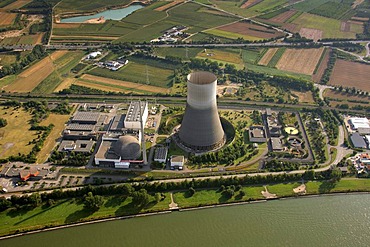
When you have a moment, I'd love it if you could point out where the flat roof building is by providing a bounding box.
[349,117,370,130]
[110,114,125,132]
[58,140,94,152]
[249,126,266,143]
[271,137,283,151]
[154,147,168,163]
[124,101,148,130]
[72,112,100,124]
[170,155,184,169]
[351,133,367,149]
[358,127,370,136]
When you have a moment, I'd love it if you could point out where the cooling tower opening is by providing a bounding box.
[187,71,217,85]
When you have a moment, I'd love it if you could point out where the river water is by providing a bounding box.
[2,194,370,247]
[60,4,143,23]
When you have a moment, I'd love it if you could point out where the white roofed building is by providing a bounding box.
[124,101,148,130]
[349,117,370,130]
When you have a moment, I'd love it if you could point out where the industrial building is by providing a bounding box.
[249,126,266,143]
[154,147,168,163]
[71,112,101,125]
[170,155,184,169]
[124,101,148,129]
[178,71,226,152]
[270,137,283,151]
[350,133,367,149]
[94,135,142,168]
[349,117,370,130]
[58,140,94,153]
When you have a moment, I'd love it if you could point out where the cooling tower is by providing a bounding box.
[178,71,226,152]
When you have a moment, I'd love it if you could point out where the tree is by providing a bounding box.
[188,187,195,196]
[29,193,42,207]
[132,189,150,206]
[0,197,11,212]
[330,167,342,182]
[0,118,7,128]
[84,192,104,210]
[155,192,162,203]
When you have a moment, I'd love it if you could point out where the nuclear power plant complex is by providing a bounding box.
[178,71,226,152]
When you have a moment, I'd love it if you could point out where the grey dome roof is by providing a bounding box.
[113,135,141,160]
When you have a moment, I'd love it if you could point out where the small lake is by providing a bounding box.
[2,194,370,247]
[60,4,143,23]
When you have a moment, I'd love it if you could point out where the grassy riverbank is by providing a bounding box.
[1,178,370,237]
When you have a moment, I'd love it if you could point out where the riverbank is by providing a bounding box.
[1,178,370,239]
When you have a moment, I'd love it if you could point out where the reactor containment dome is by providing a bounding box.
[178,71,226,152]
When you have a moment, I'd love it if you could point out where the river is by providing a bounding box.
[2,194,370,247]
[60,4,144,23]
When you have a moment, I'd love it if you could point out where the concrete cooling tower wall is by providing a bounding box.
[178,71,226,152]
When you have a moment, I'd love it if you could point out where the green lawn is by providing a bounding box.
[0,193,171,237]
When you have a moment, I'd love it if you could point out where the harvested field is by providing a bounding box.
[351,17,369,22]
[291,90,315,104]
[197,49,242,65]
[2,0,31,10]
[258,48,278,66]
[240,0,263,9]
[269,9,297,23]
[276,48,324,75]
[218,21,284,39]
[50,50,69,61]
[329,60,370,92]
[299,27,322,41]
[312,48,329,82]
[4,56,54,92]
[81,74,168,94]
[0,12,17,26]
[282,23,299,33]
[73,80,127,93]
[155,1,183,11]
[53,78,76,92]
[37,113,71,163]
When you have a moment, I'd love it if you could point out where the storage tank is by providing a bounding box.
[178,71,226,152]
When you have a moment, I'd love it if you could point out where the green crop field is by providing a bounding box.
[293,0,343,12]
[291,13,362,39]
[309,2,355,20]
[204,29,263,41]
[55,0,131,14]
[154,47,203,60]
[267,47,286,67]
[88,61,174,88]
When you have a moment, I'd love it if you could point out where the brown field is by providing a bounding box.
[276,47,324,75]
[269,10,297,23]
[2,0,32,10]
[282,23,299,33]
[340,22,350,32]
[257,48,278,66]
[49,50,70,61]
[240,0,262,9]
[4,56,54,92]
[352,0,364,8]
[329,60,370,92]
[73,80,127,93]
[51,35,119,40]
[312,48,329,82]
[299,27,322,42]
[323,88,370,102]
[351,17,369,22]
[81,74,169,93]
[155,1,183,11]
[197,49,242,65]
[291,90,315,104]
[37,113,71,163]
[53,23,82,29]
[53,78,76,92]
[219,21,284,39]
[0,12,17,26]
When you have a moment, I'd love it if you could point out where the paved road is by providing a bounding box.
[314,83,334,101]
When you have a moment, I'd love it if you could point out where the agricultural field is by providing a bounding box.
[154,0,184,11]
[154,47,203,60]
[291,90,315,104]
[0,106,37,158]
[0,34,44,45]
[77,74,169,94]
[87,61,174,88]
[3,50,79,93]
[1,0,31,10]
[206,21,285,41]
[323,88,370,104]
[0,53,17,66]
[0,12,16,27]
[55,0,131,14]
[36,113,71,163]
[312,48,330,82]
[286,13,363,39]
[32,51,85,94]
[328,59,370,92]
[197,48,243,65]
[275,48,325,75]
[257,48,278,66]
